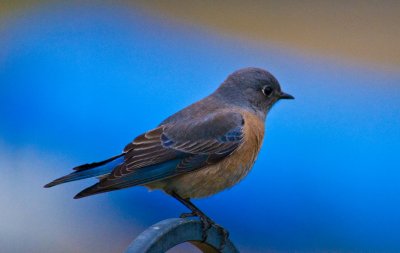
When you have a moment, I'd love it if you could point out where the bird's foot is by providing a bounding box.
[198,213,213,242]
[174,193,229,249]
[180,211,213,242]
[214,223,229,250]
[179,212,197,219]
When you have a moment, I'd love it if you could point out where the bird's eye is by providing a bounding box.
[262,86,273,97]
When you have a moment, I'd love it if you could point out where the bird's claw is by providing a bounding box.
[179,212,229,249]
[198,215,213,242]
[179,212,197,218]
[214,223,229,250]
[180,211,213,242]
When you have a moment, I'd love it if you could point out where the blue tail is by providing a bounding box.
[44,154,124,188]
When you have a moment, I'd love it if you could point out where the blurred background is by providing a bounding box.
[1,1,399,252]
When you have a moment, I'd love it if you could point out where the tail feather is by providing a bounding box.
[44,154,124,188]
[73,159,181,199]
[74,183,115,199]
[72,153,124,171]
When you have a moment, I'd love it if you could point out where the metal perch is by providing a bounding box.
[125,218,239,253]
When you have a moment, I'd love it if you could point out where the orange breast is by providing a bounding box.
[150,110,265,199]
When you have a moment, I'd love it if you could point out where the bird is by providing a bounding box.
[44,67,293,245]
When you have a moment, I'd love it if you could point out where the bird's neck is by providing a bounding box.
[210,91,267,122]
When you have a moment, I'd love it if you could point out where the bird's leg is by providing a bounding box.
[171,192,229,250]
[171,192,214,242]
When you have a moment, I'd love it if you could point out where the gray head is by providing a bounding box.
[214,67,294,118]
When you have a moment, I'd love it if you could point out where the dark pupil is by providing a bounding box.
[263,86,273,96]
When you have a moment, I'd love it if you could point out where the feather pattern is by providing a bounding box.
[74,111,245,198]
[44,156,124,188]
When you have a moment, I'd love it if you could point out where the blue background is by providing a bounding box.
[1,3,399,253]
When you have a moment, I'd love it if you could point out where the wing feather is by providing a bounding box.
[76,111,245,197]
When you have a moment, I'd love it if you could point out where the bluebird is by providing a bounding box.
[45,67,293,244]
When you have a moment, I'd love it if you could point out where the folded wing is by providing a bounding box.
[74,111,244,198]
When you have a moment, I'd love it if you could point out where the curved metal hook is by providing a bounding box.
[125,218,239,253]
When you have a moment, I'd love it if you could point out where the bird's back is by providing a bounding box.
[160,94,223,125]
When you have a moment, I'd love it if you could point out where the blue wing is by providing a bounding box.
[74,111,244,198]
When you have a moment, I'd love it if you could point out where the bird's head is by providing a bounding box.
[215,67,294,119]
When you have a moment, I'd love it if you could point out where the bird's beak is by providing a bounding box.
[279,92,294,100]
